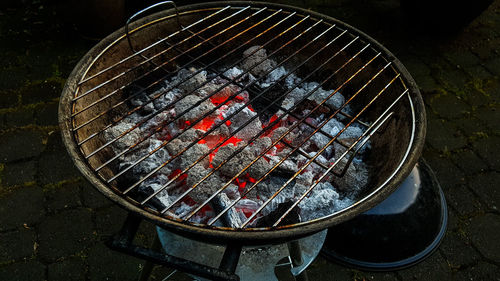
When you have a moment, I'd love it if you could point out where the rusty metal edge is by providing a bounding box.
[59,1,426,245]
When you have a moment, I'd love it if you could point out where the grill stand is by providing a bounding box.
[321,159,448,270]
[106,214,241,281]
[153,227,326,281]
[107,213,324,281]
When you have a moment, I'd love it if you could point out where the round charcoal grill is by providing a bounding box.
[59,1,425,245]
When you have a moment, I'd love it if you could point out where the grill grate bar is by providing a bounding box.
[80,9,291,158]
[183,43,374,222]
[279,141,333,172]
[239,61,394,228]
[272,86,408,228]
[75,9,292,145]
[143,33,357,209]
[89,14,308,173]
[204,48,380,225]
[72,6,262,116]
[76,6,232,86]
[105,18,329,187]
[92,16,318,174]
[131,23,345,204]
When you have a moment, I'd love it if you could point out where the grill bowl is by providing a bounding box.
[59,1,425,245]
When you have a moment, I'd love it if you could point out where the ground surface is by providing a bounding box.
[0,0,499,280]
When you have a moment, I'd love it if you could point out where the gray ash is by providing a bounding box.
[104,46,371,227]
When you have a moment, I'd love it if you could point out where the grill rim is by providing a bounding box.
[59,1,426,245]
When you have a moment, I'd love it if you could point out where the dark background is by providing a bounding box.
[0,0,499,280]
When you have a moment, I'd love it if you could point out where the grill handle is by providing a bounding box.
[106,213,240,281]
[125,1,181,54]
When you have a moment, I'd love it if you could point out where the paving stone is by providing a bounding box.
[0,185,45,231]
[150,266,192,281]
[87,243,142,281]
[20,80,62,105]
[446,208,461,232]
[0,228,36,262]
[397,252,453,280]
[466,64,494,80]
[455,262,500,281]
[430,94,470,119]
[436,67,468,90]
[95,205,128,238]
[38,208,95,261]
[0,108,35,129]
[422,151,465,190]
[484,56,500,75]
[34,101,59,126]
[1,159,36,186]
[0,129,45,162]
[134,221,157,247]
[45,181,82,212]
[426,117,467,151]
[0,260,46,281]
[38,131,79,184]
[476,104,500,132]
[444,51,481,68]
[469,172,500,210]
[450,149,489,176]
[81,180,113,209]
[444,184,485,216]
[439,230,482,268]
[454,116,489,137]
[469,213,500,261]
[306,256,353,281]
[48,258,86,281]
[415,75,439,94]
[473,135,500,170]
[0,90,19,109]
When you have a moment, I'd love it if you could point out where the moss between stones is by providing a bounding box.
[41,177,83,193]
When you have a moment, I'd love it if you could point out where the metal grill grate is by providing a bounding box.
[66,4,417,232]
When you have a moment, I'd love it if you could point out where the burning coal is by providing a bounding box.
[105,46,370,227]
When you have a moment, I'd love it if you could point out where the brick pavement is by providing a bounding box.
[0,0,498,280]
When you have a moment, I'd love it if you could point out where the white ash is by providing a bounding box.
[223,106,263,140]
[174,202,194,218]
[213,193,243,228]
[223,184,240,200]
[166,138,187,156]
[250,137,272,156]
[181,143,210,170]
[149,88,182,110]
[258,66,287,88]
[174,94,215,122]
[196,80,221,99]
[222,67,256,85]
[178,128,204,143]
[270,126,296,143]
[140,181,171,207]
[105,45,374,227]
[247,157,272,180]
[131,143,170,175]
[103,121,144,152]
[241,46,277,77]
[211,145,269,179]
[302,81,345,110]
[186,165,223,203]
[172,67,207,93]
[131,94,155,113]
[298,182,353,221]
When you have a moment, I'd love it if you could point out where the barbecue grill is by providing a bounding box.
[58,1,443,280]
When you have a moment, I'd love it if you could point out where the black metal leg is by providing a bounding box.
[107,214,240,281]
[219,244,243,274]
[138,233,162,281]
[287,241,309,281]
